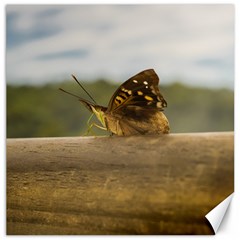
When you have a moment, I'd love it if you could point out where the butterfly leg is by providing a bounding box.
[84,113,107,136]
[83,113,94,135]
[85,122,107,136]
[84,113,95,136]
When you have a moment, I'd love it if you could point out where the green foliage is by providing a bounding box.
[162,83,234,133]
[7,80,234,138]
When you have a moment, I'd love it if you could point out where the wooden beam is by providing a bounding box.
[7,132,234,235]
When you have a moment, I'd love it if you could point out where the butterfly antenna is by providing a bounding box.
[59,88,83,99]
[71,74,97,104]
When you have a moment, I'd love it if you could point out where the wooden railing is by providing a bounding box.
[7,132,234,235]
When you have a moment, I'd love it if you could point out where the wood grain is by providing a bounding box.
[7,132,234,235]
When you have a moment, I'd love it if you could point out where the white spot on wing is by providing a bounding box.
[151,89,156,94]
[143,81,148,85]
[133,79,138,83]
[157,102,162,108]
[121,87,129,93]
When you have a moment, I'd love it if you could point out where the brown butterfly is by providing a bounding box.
[59,69,170,136]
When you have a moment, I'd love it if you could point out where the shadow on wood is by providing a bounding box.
[7,132,234,235]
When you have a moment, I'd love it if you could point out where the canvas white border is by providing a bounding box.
[1,0,239,239]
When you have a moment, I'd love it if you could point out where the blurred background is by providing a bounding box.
[6,4,234,138]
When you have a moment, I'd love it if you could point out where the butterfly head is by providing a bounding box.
[59,79,108,130]
[88,104,107,128]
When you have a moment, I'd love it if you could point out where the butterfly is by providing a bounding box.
[59,69,170,136]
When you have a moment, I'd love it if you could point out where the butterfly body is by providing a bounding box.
[60,69,170,136]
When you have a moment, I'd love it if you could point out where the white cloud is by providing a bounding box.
[6,4,234,89]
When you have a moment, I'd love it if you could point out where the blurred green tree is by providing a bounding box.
[7,80,234,138]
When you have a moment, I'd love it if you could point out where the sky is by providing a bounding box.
[6,4,234,89]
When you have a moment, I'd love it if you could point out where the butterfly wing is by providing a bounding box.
[104,105,170,135]
[107,69,167,113]
[118,109,170,135]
